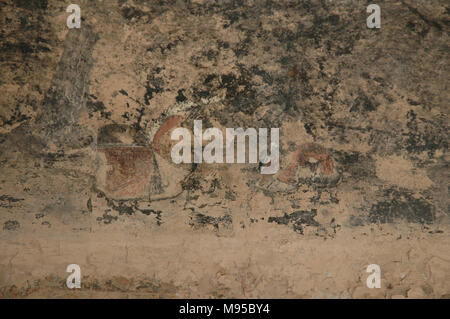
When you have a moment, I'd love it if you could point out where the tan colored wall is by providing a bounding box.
[0,0,448,298]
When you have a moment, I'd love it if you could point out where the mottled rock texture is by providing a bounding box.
[0,0,448,298]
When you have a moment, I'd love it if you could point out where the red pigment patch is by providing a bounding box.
[152,115,184,153]
[277,143,334,184]
[100,147,156,197]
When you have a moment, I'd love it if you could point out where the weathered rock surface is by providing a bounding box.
[0,0,448,298]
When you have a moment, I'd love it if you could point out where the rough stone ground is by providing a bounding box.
[0,0,449,298]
